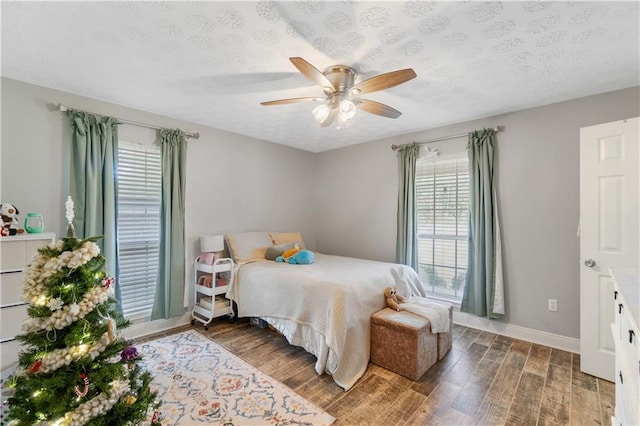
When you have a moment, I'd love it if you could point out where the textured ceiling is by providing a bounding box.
[2,1,638,152]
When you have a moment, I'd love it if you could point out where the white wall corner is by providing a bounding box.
[453,310,580,354]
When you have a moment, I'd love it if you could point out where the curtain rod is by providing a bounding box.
[57,103,200,140]
[391,125,502,151]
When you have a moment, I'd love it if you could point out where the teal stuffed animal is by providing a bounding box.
[276,249,314,264]
[288,250,314,264]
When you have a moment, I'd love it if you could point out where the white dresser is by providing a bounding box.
[0,233,55,370]
[611,268,640,426]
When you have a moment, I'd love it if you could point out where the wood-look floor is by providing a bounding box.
[155,318,614,425]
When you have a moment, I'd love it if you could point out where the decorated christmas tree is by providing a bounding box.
[7,197,161,425]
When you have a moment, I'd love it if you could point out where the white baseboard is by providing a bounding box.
[120,312,192,340]
[453,310,580,354]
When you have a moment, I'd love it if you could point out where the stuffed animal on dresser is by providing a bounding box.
[0,203,24,236]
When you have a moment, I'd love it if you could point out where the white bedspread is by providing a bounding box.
[225,253,426,390]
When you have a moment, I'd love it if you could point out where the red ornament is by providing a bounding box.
[152,411,161,422]
[28,361,42,374]
[0,228,7,237]
[102,276,116,289]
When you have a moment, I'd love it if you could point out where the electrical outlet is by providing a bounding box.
[548,299,558,312]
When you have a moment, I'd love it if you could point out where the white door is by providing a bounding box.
[580,117,639,380]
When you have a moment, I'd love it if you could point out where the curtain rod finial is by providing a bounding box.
[494,125,502,132]
[391,144,399,151]
[58,103,68,112]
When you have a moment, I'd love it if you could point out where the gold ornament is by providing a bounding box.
[123,394,137,406]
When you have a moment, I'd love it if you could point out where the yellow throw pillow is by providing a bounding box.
[269,232,306,249]
[225,232,272,264]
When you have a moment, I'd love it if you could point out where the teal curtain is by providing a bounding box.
[461,129,504,319]
[395,143,420,268]
[69,111,122,308]
[151,129,187,320]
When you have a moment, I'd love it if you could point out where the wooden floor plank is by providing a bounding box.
[452,324,467,340]
[456,328,483,352]
[327,372,407,425]
[475,351,527,421]
[483,340,511,364]
[538,364,571,425]
[570,386,602,425]
[444,342,489,387]
[524,343,551,377]
[291,372,345,411]
[378,389,428,426]
[474,400,510,426]
[549,348,572,369]
[474,331,497,347]
[452,358,501,415]
[510,339,532,357]
[505,371,546,425]
[411,348,464,397]
[597,378,615,425]
[571,353,598,392]
[406,381,463,425]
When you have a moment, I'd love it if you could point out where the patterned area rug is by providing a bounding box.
[139,330,335,426]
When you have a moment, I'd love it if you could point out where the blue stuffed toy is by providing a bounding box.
[275,248,314,264]
[288,250,314,264]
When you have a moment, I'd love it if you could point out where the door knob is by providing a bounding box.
[584,258,596,267]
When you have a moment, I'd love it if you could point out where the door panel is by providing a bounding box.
[580,117,639,380]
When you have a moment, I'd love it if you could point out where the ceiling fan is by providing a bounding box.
[261,57,417,128]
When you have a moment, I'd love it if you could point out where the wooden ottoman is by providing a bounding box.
[370,306,453,381]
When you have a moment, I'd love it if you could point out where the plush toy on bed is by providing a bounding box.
[384,287,401,311]
[275,247,314,264]
[288,250,314,264]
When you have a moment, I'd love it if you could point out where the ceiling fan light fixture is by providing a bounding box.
[339,99,356,120]
[312,104,331,123]
[262,57,417,126]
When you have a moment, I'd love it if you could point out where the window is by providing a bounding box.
[117,141,161,318]
[416,156,469,302]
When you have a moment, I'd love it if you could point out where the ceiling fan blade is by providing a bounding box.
[290,57,334,91]
[351,69,417,95]
[261,97,323,106]
[356,99,403,119]
[320,108,338,127]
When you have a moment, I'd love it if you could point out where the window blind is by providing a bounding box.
[117,141,161,317]
[416,157,469,301]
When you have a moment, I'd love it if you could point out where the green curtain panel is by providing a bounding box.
[395,143,420,269]
[69,111,122,307]
[152,129,187,320]
[461,129,505,319]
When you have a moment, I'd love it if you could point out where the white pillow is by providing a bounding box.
[225,232,272,264]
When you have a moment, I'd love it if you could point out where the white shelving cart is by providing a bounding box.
[191,256,235,330]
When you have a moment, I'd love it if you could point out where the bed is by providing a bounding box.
[223,231,429,390]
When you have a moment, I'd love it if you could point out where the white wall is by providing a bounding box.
[314,86,640,340]
[0,77,317,293]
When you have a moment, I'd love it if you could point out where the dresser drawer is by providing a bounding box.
[0,240,28,271]
[0,237,51,271]
[0,339,21,370]
[0,271,25,306]
[0,304,28,340]
[620,310,640,399]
